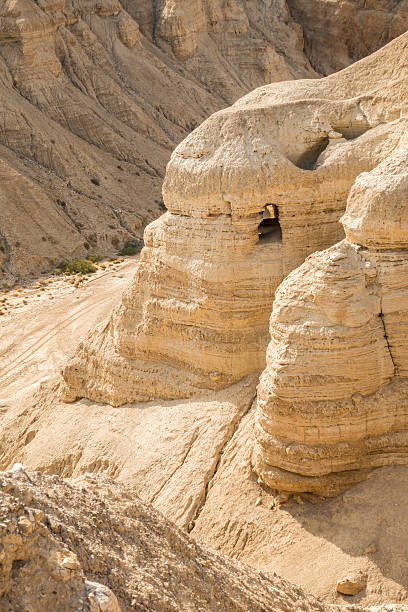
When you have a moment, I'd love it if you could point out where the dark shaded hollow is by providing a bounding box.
[258,218,282,243]
[294,137,330,170]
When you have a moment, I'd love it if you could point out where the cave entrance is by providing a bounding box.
[258,204,282,243]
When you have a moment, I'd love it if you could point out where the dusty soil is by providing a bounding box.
[0,257,139,402]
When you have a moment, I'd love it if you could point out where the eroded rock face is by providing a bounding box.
[0,0,316,282]
[287,0,408,74]
[253,138,408,496]
[61,32,408,406]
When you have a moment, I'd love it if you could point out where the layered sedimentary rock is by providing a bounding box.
[1,0,407,281]
[61,32,408,406]
[253,138,408,496]
[0,0,315,281]
[287,0,408,75]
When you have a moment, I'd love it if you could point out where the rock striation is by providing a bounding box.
[62,32,408,406]
[1,0,407,282]
[0,0,315,282]
[253,136,408,496]
[287,0,408,75]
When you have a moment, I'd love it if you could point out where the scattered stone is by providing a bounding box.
[365,543,377,554]
[336,572,367,596]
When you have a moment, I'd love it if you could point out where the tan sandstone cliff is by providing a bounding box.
[1,0,407,282]
[61,31,408,406]
[253,133,408,496]
[287,0,408,75]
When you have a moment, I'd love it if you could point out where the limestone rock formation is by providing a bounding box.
[253,136,408,496]
[287,0,408,75]
[2,467,406,612]
[61,32,408,406]
[0,468,119,611]
[0,0,316,282]
[1,0,406,282]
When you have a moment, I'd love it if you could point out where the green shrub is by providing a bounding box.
[56,259,97,275]
[86,252,102,263]
[118,239,143,257]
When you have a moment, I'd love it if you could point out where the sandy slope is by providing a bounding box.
[0,258,139,401]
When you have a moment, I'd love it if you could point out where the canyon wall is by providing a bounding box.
[1,0,407,282]
[288,0,408,74]
[61,32,408,405]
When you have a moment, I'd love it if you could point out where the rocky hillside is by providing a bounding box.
[288,0,408,74]
[2,466,406,611]
[1,0,407,282]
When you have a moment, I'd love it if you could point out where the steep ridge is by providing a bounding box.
[61,32,408,405]
[0,0,314,282]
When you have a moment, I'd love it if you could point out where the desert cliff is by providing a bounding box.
[61,31,408,405]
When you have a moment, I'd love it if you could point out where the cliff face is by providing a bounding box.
[1,0,407,282]
[0,0,314,282]
[287,0,408,74]
[61,32,408,406]
[253,136,408,496]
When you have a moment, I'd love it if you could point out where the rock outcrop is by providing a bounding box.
[0,467,119,611]
[2,467,406,612]
[1,0,407,282]
[61,32,408,406]
[0,0,315,282]
[253,136,408,496]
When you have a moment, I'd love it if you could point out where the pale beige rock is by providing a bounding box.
[0,0,404,281]
[61,32,408,406]
[287,0,408,75]
[253,134,408,495]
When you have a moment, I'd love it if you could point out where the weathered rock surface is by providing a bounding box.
[61,31,408,406]
[1,0,406,282]
[336,572,367,596]
[0,0,316,282]
[287,0,408,75]
[253,132,408,495]
[0,376,258,530]
[0,467,119,611]
[1,467,406,612]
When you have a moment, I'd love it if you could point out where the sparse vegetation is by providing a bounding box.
[90,176,100,186]
[118,239,143,256]
[86,253,102,263]
[54,258,97,275]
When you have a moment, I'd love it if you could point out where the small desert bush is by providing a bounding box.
[118,239,143,256]
[86,252,102,263]
[54,258,97,275]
